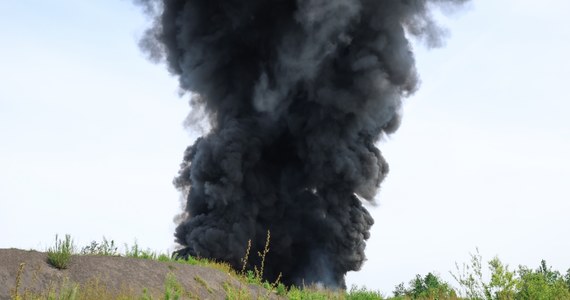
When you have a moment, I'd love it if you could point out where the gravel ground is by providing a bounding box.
[0,248,280,299]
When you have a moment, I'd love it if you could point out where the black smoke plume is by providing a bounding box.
[138,0,468,288]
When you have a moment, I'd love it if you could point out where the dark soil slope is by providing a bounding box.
[0,248,278,299]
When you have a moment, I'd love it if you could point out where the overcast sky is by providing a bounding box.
[1,0,569,295]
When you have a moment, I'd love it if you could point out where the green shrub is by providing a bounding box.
[245,269,260,285]
[79,237,118,256]
[47,234,75,269]
[452,250,570,300]
[157,253,172,262]
[394,272,457,299]
[486,257,517,299]
[124,241,142,258]
[124,241,157,259]
[287,285,330,300]
[223,282,251,300]
[164,273,184,300]
[346,285,384,300]
[515,260,570,300]
[275,282,287,296]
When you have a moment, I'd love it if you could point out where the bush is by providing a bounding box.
[124,240,157,259]
[47,234,74,269]
[393,272,458,299]
[486,257,517,299]
[516,260,570,300]
[79,237,118,256]
[346,285,384,300]
[452,250,570,300]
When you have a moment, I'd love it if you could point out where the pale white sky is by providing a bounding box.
[1,0,569,295]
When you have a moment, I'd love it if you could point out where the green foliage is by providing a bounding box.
[346,285,384,300]
[275,282,287,296]
[222,282,251,300]
[140,288,152,300]
[452,250,570,300]
[46,278,79,300]
[287,285,330,300]
[38,235,570,300]
[123,241,141,258]
[565,268,570,290]
[164,272,184,300]
[124,241,160,260]
[515,260,570,300]
[47,234,75,270]
[194,275,213,294]
[486,257,517,299]
[171,252,201,266]
[245,269,260,285]
[393,272,457,299]
[450,248,486,300]
[157,253,173,262]
[79,237,118,256]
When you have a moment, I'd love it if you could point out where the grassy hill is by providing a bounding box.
[2,235,570,299]
[1,235,382,299]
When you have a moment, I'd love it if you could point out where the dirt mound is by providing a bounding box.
[0,248,279,299]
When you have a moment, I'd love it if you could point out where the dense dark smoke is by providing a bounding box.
[138,0,468,289]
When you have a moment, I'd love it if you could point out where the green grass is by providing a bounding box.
[223,281,252,300]
[193,275,213,294]
[46,234,75,270]
[163,272,185,300]
[124,240,157,259]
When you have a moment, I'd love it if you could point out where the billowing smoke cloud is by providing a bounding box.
[138,0,468,288]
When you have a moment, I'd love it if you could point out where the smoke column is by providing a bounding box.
[138,0,468,288]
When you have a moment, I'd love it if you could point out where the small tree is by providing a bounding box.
[487,257,516,299]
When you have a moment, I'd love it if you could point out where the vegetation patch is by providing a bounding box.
[46,234,74,270]
[193,275,212,294]
[8,235,570,299]
[79,237,118,256]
